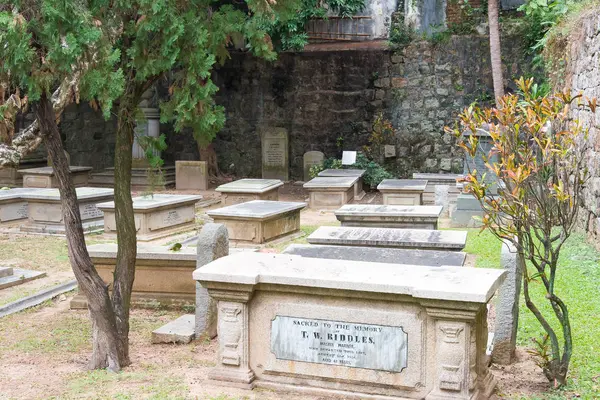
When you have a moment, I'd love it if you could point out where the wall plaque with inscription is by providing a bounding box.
[261,128,289,181]
[270,316,408,372]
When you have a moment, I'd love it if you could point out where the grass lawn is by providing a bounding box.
[466,229,600,399]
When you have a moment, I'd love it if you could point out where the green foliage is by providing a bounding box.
[362,112,394,164]
[388,19,415,50]
[447,77,596,386]
[350,153,393,188]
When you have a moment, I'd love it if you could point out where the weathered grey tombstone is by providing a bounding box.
[492,239,523,364]
[261,127,289,181]
[196,223,229,338]
[303,151,325,181]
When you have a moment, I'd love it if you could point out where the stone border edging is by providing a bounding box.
[0,279,77,318]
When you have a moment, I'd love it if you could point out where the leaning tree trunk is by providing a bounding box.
[488,0,505,104]
[110,92,139,366]
[35,92,124,371]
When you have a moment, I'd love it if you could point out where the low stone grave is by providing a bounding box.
[412,173,462,206]
[97,194,201,241]
[70,243,197,309]
[194,252,504,399]
[18,166,92,188]
[283,244,466,266]
[317,169,366,200]
[0,188,37,226]
[175,160,208,190]
[377,179,427,205]
[216,179,283,206]
[0,266,46,290]
[334,204,443,229]
[207,200,306,245]
[20,187,113,234]
[451,193,490,228]
[303,176,358,209]
[307,226,467,251]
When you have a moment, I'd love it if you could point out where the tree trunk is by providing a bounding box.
[35,92,124,371]
[199,143,220,177]
[488,0,505,104]
[110,92,139,366]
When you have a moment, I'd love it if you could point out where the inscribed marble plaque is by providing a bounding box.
[271,316,408,372]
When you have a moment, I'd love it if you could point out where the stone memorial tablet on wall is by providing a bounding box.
[261,127,289,181]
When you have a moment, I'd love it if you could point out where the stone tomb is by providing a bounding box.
[308,226,467,251]
[207,200,305,245]
[261,127,289,181]
[175,160,208,190]
[194,252,504,399]
[216,179,283,206]
[335,204,443,229]
[303,151,325,181]
[283,244,466,267]
[412,173,463,206]
[70,243,197,309]
[0,266,46,290]
[19,166,92,188]
[20,187,113,234]
[318,169,366,200]
[0,188,37,226]
[303,176,358,209]
[378,179,427,206]
[97,194,201,241]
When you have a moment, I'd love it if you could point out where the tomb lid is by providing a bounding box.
[87,243,196,261]
[0,188,39,201]
[412,173,463,183]
[193,252,506,304]
[17,166,93,175]
[283,244,466,267]
[307,226,467,250]
[97,193,202,210]
[20,187,114,201]
[215,178,283,193]
[335,204,443,218]
[378,179,428,192]
[303,176,358,189]
[207,200,306,219]
[317,169,366,178]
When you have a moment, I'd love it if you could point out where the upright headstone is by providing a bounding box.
[341,151,357,165]
[196,223,229,338]
[175,161,208,190]
[303,151,325,181]
[492,239,523,364]
[261,127,289,181]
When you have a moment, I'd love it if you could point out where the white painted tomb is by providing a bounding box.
[97,194,201,241]
[335,204,443,229]
[19,187,113,234]
[194,252,504,399]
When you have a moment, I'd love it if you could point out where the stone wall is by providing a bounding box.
[211,35,528,180]
[563,11,600,242]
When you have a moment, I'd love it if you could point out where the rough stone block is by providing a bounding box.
[152,314,196,344]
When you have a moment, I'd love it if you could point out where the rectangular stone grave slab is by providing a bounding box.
[318,169,366,200]
[152,314,196,344]
[20,187,113,234]
[283,244,466,267]
[18,166,92,188]
[194,252,504,399]
[335,204,443,229]
[307,226,467,251]
[0,188,38,226]
[413,173,463,206]
[216,179,283,206]
[175,161,208,190]
[97,194,201,241]
[378,179,427,206]
[207,200,306,244]
[0,267,46,290]
[70,243,197,309]
[303,176,358,209]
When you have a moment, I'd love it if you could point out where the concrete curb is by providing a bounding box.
[0,279,78,318]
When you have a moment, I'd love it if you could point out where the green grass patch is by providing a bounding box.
[467,230,600,398]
